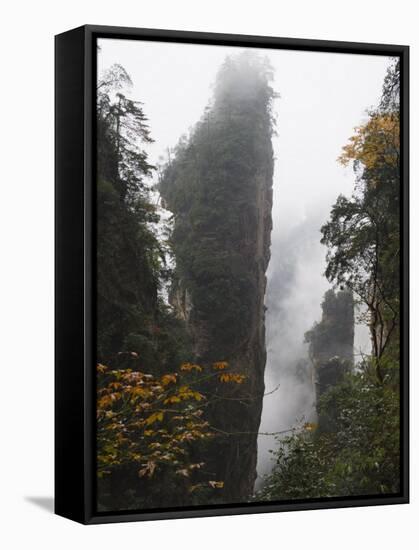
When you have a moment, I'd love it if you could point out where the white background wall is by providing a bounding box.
[0,1,416,548]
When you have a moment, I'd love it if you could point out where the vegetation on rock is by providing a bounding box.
[258,60,401,501]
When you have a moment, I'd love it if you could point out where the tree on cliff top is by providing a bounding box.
[259,60,401,503]
[97,64,191,378]
[321,61,400,377]
[159,52,275,359]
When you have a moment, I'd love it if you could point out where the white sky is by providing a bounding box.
[98,38,394,478]
[98,39,392,273]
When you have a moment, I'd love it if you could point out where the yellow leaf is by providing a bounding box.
[163,395,181,404]
[219,373,246,384]
[189,462,204,470]
[213,361,228,370]
[303,422,318,432]
[138,461,156,478]
[208,480,224,489]
[180,362,203,372]
[131,386,149,398]
[145,411,164,425]
[161,374,177,386]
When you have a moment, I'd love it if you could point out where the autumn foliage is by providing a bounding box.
[97,360,246,497]
[338,113,399,173]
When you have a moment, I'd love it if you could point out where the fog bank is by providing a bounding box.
[97,38,393,484]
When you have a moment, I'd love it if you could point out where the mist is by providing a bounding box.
[98,38,393,483]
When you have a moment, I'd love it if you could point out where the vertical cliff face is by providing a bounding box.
[160,52,274,502]
[305,289,354,428]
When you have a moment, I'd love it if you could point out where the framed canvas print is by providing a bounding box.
[55,25,409,524]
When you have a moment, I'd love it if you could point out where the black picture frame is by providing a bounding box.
[55,24,409,524]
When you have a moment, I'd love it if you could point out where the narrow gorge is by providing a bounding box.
[95,40,401,511]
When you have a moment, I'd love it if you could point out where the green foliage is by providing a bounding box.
[96,65,205,509]
[305,289,354,364]
[305,289,354,428]
[260,60,401,503]
[160,52,275,358]
[96,65,190,373]
[258,366,400,500]
[321,60,400,374]
[95,53,402,509]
